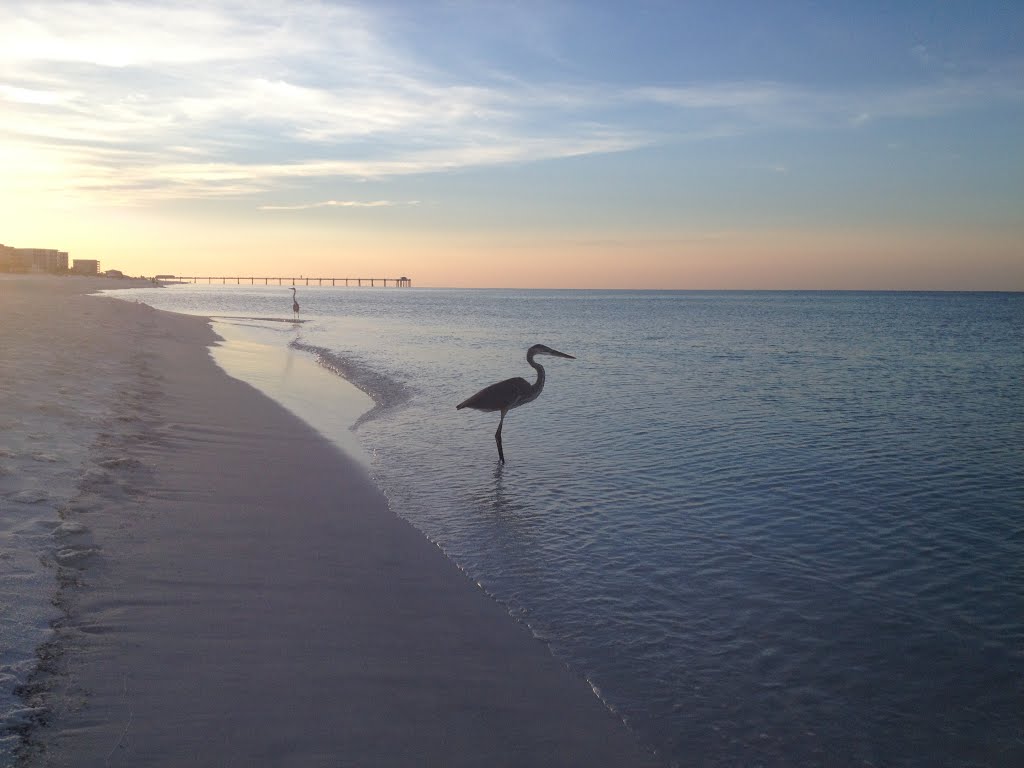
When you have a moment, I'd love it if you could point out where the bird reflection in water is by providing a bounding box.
[490,461,517,515]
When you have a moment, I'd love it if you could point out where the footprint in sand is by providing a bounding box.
[54,521,89,537]
[55,547,98,566]
[8,490,50,504]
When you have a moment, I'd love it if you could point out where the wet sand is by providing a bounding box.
[5,276,660,767]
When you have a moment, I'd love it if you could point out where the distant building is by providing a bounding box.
[0,244,34,272]
[0,244,16,272]
[21,248,68,273]
[104,269,124,278]
[0,247,69,273]
[73,259,101,275]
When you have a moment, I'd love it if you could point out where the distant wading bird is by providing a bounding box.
[456,344,575,463]
[290,287,300,320]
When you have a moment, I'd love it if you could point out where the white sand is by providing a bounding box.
[4,276,660,766]
[1,275,155,760]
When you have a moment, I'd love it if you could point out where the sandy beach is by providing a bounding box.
[2,276,659,767]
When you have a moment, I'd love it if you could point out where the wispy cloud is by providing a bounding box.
[259,199,420,210]
[629,65,1024,128]
[1,1,654,204]
[2,1,1021,207]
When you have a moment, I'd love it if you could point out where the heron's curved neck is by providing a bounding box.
[526,351,546,395]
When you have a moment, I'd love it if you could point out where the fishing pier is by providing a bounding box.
[168,275,412,287]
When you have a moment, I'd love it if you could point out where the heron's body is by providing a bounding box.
[456,344,574,463]
[456,376,537,413]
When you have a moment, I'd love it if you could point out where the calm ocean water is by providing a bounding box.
[113,286,1022,766]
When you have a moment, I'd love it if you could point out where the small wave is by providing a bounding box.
[210,315,306,324]
[289,340,412,426]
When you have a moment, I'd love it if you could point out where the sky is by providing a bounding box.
[1,1,1022,289]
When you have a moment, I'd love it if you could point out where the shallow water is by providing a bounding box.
[110,286,1023,766]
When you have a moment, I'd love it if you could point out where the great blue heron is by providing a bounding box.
[290,287,300,320]
[456,344,575,463]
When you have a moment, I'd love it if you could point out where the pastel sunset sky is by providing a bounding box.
[2,1,1022,288]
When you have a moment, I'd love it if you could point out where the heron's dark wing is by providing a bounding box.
[456,377,531,412]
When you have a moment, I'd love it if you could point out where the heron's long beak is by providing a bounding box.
[549,348,576,359]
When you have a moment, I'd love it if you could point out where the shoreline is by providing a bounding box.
[4,276,660,766]
[197,316,377,468]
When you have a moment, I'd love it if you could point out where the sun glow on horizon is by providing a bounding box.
[1,2,1021,289]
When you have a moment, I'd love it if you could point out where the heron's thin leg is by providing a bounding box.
[495,409,507,463]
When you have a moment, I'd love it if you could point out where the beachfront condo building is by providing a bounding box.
[73,259,101,275]
[0,246,70,274]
